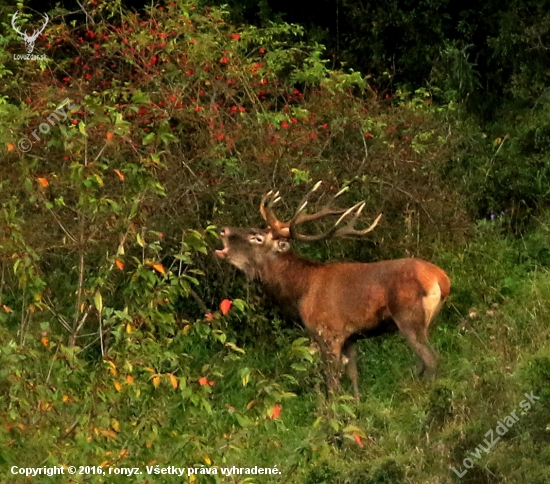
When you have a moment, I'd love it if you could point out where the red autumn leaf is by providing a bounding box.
[220,299,232,315]
[208,380,215,386]
[353,433,364,447]
[115,259,124,270]
[269,404,281,420]
[106,132,114,140]
[114,169,125,181]
[198,377,208,386]
[6,143,14,151]
[204,313,214,320]
[231,33,240,40]
[37,177,49,188]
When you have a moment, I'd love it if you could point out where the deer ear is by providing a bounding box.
[276,240,290,252]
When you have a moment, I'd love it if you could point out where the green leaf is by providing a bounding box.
[142,132,155,145]
[78,121,87,137]
[94,291,103,313]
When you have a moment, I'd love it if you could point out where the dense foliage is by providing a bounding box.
[0,0,549,482]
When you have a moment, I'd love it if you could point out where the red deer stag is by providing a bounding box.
[215,182,451,400]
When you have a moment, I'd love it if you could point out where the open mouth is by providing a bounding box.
[215,246,229,258]
[215,233,230,259]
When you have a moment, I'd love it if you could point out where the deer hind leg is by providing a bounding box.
[342,339,360,401]
[392,301,438,377]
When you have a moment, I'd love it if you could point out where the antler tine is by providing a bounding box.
[11,11,25,36]
[289,201,363,242]
[333,210,383,238]
[289,182,351,226]
[259,189,291,237]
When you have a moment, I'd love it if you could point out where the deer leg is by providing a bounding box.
[393,309,438,377]
[342,340,360,401]
[315,331,345,396]
[326,335,346,395]
[310,332,338,395]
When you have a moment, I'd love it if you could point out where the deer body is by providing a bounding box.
[216,182,450,399]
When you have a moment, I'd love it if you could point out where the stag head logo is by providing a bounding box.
[11,11,49,54]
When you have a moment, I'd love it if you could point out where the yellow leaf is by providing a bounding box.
[145,367,155,373]
[2,305,11,313]
[106,360,117,376]
[126,375,134,385]
[111,419,120,432]
[153,263,166,275]
[115,259,124,270]
[100,461,109,467]
[41,336,49,347]
[114,381,122,392]
[6,143,15,151]
[101,429,117,439]
[119,449,128,458]
[189,475,196,483]
[126,323,132,334]
[204,456,212,465]
[168,373,178,389]
[152,376,160,388]
[62,395,70,403]
[246,400,256,410]
[37,177,49,188]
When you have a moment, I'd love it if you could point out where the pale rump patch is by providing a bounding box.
[422,281,442,325]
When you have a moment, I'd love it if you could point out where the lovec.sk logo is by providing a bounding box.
[11,11,49,54]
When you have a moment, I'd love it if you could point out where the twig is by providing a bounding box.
[189,288,208,314]
[46,342,62,384]
[58,421,79,441]
[76,0,95,25]
[368,179,435,223]
[45,296,72,332]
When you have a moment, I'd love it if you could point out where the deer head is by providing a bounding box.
[215,181,382,277]
[12,11,49,54]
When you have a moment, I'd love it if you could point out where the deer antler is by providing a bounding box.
[259,181,382,241]
[11,12,48,40]
[11,11,25,37]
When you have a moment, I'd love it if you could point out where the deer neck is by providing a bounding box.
[258,253,317,306]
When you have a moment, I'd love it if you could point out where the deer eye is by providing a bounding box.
[251,234,264,244]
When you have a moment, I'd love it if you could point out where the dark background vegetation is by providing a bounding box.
[1,0,550,482]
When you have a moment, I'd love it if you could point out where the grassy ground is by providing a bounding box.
[2,219,550,483]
